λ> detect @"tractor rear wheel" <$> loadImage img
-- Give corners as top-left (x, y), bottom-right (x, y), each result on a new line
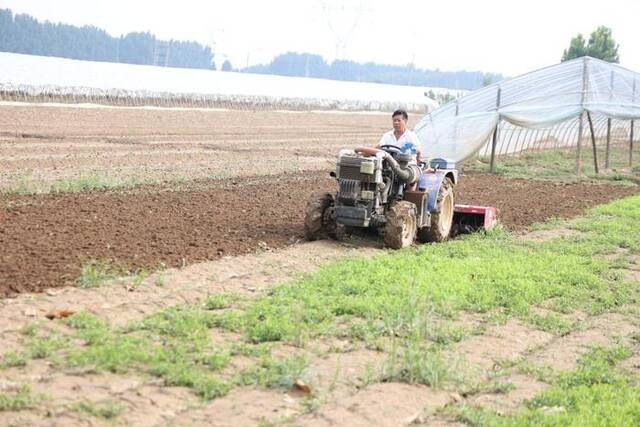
top-left (304, 192), bottom-right (335, 241)
top-left (384, 201), bottom-right (417, 249)
top-left (418, 177), bottom-right (454, 243)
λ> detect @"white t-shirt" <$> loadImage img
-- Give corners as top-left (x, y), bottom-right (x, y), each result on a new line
top-left (377, 130), bottom-right (421, 157)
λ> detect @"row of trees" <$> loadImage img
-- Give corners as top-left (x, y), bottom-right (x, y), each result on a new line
top-left (0, 8), bottom-right (502, 89)
top-left (0, 8), bottom-right (214, 69)
top-left (241, 52), bottom-right (502, 90)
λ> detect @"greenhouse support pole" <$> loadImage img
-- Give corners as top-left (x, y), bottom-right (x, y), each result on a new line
top-left (576, 58), bottom-right (589, 175)
top-left (631, 78), bottom-right (637, 167)
top-left (576, 114), bottom-right (584, 174)
top-left (606, 118), bottom-right (612, 169)
top-left (587, 112), bottom-right (599, 174)
top-left (490, 86), bottom-right (502, 173)
top-left (631, 121), bottom-right (635, 167)
top-left (605, 71), bottom-right (614, 169)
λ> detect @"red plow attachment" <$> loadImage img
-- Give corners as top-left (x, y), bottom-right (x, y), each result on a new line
top-left (452, 205), bottom-right (498, 236)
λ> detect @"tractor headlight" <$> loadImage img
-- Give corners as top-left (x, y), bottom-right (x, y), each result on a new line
top-left (360, 161), bottom-right (375, 175)
top-left (360, 190), bottom-right (375, 200)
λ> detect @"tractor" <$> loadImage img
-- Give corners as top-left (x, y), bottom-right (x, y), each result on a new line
top-left (304, 144), bottom-right (496, 248)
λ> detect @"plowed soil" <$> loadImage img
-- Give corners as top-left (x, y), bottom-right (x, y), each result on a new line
top-left (2, 171), bottom-right (638, 296)
top-left (1, 105), bottom-right (639, 297)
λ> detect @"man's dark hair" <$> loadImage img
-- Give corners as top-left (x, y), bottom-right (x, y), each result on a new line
top-left (392, 109), bottom-right (408, 120)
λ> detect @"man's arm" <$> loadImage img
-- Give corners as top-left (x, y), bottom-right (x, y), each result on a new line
top-left (408, 131), bottom-right (423, 163)
top-left (415, 145), bottom-right (422, 164)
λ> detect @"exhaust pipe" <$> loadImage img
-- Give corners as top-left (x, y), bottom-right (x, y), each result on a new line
top-left (383, 153), bottom-right (421, 184)
top-left (354, 147), bottom-right (420, 184)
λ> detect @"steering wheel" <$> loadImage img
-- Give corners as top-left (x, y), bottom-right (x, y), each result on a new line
top-left (378, 144), bottom-right (403, 155)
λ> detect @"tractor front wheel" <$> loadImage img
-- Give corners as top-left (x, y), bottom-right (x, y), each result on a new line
top-left (384, 201), bottom-right (417, 249)
top-left (304, 192), bottom-right (335, 241)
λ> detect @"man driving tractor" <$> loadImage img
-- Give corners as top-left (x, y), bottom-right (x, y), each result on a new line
top-left (378, 108), bottom-right (424, 190)
top-left (378, 109), bottom-right (422, 164)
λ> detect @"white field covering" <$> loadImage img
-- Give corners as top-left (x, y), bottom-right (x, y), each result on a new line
top-left (416, 56), bottom-right (640, 162)
top-left (0, 52), bottom-right (452, 112)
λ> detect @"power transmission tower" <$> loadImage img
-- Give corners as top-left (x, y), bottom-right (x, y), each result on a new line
top-left (153, 40), bottom-right (170, 67)
top-left (318, 0), bottom-right (366, 60)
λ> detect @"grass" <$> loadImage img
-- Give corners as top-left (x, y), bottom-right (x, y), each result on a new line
top-left (0, 351), bottom-right (28, 368)
top-left (73, 399), bottom-right (125, 420)
top-left (0, 385), bottom-right (34, 412)
top-left (450, 345), bottom-right (639, 426)
top-left (236, 354), bottom-right (308, 389)
top-left (5, 195), bottom-right (639, 419)
top-left (75, 259), bottom-right (120, 288)
top-left (75, 260), bottom-right (157, 289)
top-left (3, 173), bottom-right (142, 195)
top-left (204, 293), bottom-right (241, 310)
top-left (208, 196), bottom-right (640, 348)
top-left (11, 306), bottom-right (303, 401)
top-left (526, 312), bottom-right (574, 335)
top-left (468, 143), bottom-right (640, 184)
top-left (382, 339), bottom-right (453, 388)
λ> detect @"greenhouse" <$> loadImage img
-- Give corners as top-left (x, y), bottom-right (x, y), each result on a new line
top-left (415, 56), bottom-right (640, 173)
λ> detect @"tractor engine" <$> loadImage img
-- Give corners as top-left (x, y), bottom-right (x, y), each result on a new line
top-left (333, 149), bottom-right (421, 228)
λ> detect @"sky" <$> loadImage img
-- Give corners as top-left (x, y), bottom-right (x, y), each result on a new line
top-left (1, 0), bottom-right (639, 76)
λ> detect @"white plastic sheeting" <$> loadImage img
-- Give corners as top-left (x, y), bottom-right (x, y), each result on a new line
top-left (0, 52), bottom-right (442, 112)
top-left (415, 57), bottom-right (640, 162)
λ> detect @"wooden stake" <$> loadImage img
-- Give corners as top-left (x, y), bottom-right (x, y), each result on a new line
top-left (587, 112), bottom-right (599, 174)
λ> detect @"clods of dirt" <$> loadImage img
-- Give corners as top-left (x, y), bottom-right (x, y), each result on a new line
top-left (1, 171), bottom-right (639, 297)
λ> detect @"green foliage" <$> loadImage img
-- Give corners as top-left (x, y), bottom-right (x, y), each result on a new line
top-left (75, 260), bottom-right (119, 288)
top-left (38, 307), bottom-right (238, 400)
top-left (562, 33), bottom-right (588, 62)
top-left (451, 345), bottom-right (638, 426)
top-left (25, 334), bottom-right (68, 360)
top-left (0, 351), bottom-right (27, 369)
top-left (223, 213), bottom-right (635, 344)
top-left (527, 312), bottom-right (573, 335)
top-left (586, 26), bottom-right (620, 63)
top-left (472, 144), bottom-right (640, 184)
top-left (0, 385), bottom-right (33, 412)
top-left (204, 293), bottom-right (239, 310)
top-left (73, 399), bottom-right (125, 420)
top-left (382, 340), bottom-right (452, 388)
top-left (562, 26), bottom-right (620, 63)
top-left (236, 355), bottom-right (307, 389)
top-left (552, 345), bottom-right (632, 389)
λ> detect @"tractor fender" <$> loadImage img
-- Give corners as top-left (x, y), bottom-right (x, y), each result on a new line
top-left (418, 170), bottom-right (457, 212)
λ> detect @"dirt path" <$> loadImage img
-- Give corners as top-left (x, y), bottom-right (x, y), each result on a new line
top-left (1, 229), bottom-right (638, 427)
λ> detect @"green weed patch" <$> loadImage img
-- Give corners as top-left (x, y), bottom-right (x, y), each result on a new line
top-left (451, 345), bottom-right (639, 426)
top-left (7, 195), bottom-right (639, 411)
top-left (0, 385), bottom-right (34, 412)
top-left (471, 144), bottom-right (640, 184)
top-left (216, 197), bottom-right (639, 346)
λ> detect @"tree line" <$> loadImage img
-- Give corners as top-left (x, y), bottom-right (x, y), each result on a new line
top-left (0, 8), bottom-right (214, 69)
top-left (240, 52), bottom-right (502, 90)
top-left (0, 8), bottom-right (506, 90)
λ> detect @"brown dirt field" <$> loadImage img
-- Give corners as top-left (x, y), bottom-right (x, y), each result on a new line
top-left (1, 105), bottom-right (639, 297)
top-left (0, 105), bottom-right (392, 191)
top-left (2, 171), bottom-right (638, 297)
